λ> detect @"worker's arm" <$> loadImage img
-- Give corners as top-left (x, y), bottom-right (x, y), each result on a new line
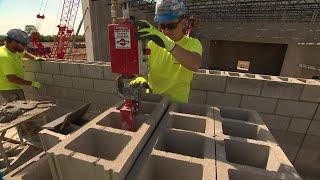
top-left (6, 75), bottom-right (32, 86)
top-left (23, 51), bottom-right (46, 61)
top-left (170, 45), bottom-right (201, 72)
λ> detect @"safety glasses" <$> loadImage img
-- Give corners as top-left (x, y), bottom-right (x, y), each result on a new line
top-left (159, 18), bottom-right (183, 30)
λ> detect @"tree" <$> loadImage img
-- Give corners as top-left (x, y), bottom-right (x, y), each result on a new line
top-left (24, 25), bottom-right (37, 36)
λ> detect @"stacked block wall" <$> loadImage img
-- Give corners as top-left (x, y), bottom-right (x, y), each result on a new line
top-left (24, 60), bottom-right (320, 179)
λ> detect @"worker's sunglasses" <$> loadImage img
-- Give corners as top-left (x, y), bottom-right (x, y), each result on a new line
top-left (159, 18), bottom-right (183, 30)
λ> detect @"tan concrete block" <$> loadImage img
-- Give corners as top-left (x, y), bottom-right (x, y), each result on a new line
top-left (307, 121), bottom-right (320, 136)
top-left (39, 129), bottom-right (66, 151)
top-left (93, 79), bottom-right (117, 94)
top-left (59, 62), bottom-right (81, 76)
top-left (35, 73), bottom-right (54, 85)
top-left (55, 98), bottom-right (84, 109)
top-left (226, 74), bottom-right (263, 96)
top-left (294, 135), bottom-right (320, 178)
top-left (24, 72), bottom-right (36, 81)
top-left (240, 95), bottom-right (278, 113)
top-left (72, 77), bottom-right (94, 90)
top-left (276, 100), bottom-right (318, 119)
top-left (300, 80), bottom-right (320, 102)
top-left (207, 92), bottom-right (242, 107)
top-left (23, 60), bottom-right (41, 72)
top-left (261, 80), bottom-right (304, 100)
top-left (41, 61), bottom-right (60, 74)
top-left (188, 90), bottom-right (206, 104)
top-left (53, 75), bottom-right (73, 88)
top-left (103, 65), bottom-right (118, 80)
top-left (106, 94), bottom-right (122, 107)
top-left (80, 64), bottom-right (104, 79)
top-left (259, 113), bottom-right (291, 131)
top-left (84, 91), bottom-right (107, 106)
top-left (46, 86), bottom-right (84, 101)
top-left (191, 70), bottom-right (227, 92)
top-left (313, 105), bottom-right (320, 121)
top-left (288, 118), bottom-right (311, 134)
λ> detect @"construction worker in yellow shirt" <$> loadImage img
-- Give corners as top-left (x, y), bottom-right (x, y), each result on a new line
top-left (0, 29), bottom-right (44, 104)
top-left (132, 0), bottom-right (203, 103)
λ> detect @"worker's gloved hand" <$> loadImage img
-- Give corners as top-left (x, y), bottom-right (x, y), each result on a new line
top-left (34, 57), bottom-right (46, 61)
top-left (136, 20), bottom-right (176, 52)
top-left (31, 81), bottom-right (41, 90)
top-left (134, 20), bottom-right (156, 30)
top-left (129, 77), bottom-right (151, 93)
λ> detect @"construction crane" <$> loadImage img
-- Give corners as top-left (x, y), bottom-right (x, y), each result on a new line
top-left (50, 0), bottom-right (81, 59)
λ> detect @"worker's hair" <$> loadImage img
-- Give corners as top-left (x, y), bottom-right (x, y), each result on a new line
top-left (5, 37), bottom-right (14, 43)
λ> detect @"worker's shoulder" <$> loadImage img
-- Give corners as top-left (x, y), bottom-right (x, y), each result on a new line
top-left (184, 36), bottom-right (202, 45)
top-left (0, 46), bottom-right (10, 58)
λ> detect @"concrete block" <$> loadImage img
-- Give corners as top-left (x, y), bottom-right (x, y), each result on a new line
top-left (72, 77), bottom-right (94, 90)
top-left (35, 73), bottom-right (54, 85)
top-left (240, 95), bottom-right (278, 113)
top-left (4, 152), bottom-right (54, 180)
top-left (23, 60), bottom-right (41, 72)
top-left (55, 98), bottom-right (84, 109)
top-left (188, 90), bottom-right (206, 104)
top-left (80, 64), bottom-right (104, 79)
top-left (127, 103), bottom-right (215, 180)
top-left (307, 121), bottom-right (320, 136)
top-left (206, 92), bottom-right (242, 107)
top-left (24, 72), bottom-right (36, 81)
top-left (39, 129), bottom-right (66, 151)
top-left (288, 118), bottom-right (311, 134)
top-left (84, 91), bottom-right (107, 106)
top-left (59, 62), bottom-right (81, 76)
top-left (226, 73), bottom-right (263, 96)
top-left (47, 95), bottom-right (169, 180)
top-left (294, 135), bottom-right (320, 178)
top-left (300, 80), bottom-right (320, 102)
top-left (261, 80), bottom-right (304, 100)
top-left (41, 61), bottom-right (60, 74)
top-left (46, 86), bottom-right (84, 101)
top-left (259, 113), bottom-right (291, 131)
top-left (53, 75), bottom-right (73, 88)
top-left (191, 70), bottom-right (227, 92)
top-left (314, 105), bottom-right (320, 121)
top-left (276, 100), bottom-right (318, 119)
top-left (106, 93), bottom-right (122, 107)
top-left (103, 65), bottom-right (118, 80)
top-left (93, 79), bottom-right (117, 94)
top-left (270, 130), bottom-right (304, 162)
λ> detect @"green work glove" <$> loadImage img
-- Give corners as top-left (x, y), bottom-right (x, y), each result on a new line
top-left (31, 81), bottom-right (41, 90)
top-left (136, 20), bottom-right (176, 52)
top-left (129, 77), bottom-right (151, 93)
top-left (34, 57), bottom-right (46, 61)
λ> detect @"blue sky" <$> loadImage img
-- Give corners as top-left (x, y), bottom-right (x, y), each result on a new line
top-left (0, 0), bottom-right (83, 35)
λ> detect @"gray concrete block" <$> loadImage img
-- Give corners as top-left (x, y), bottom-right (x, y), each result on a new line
top-left (72, 77), bottom-right (94, 90)
top-left (24, 72), bottom-right (36, 81)
top-left (59, 62), bottom-right (81, 76)
top-left (41, 61), bottom-right (60, 74)
top-left (240, 95), bottom-right (278, 113)
top-left (226, 75), bottom-right (263, 96)
top-left (84, 91), bottom-right (107, 106)
top-left (55, 98), bottom-right (84, 109)
top-left (46, 86), bottom-right (84, 101)
top-left (188, 90), bottom-right (207, 104)
top-left (106, 94), bottom-right (122, 107)
top-left (300, 80), bottom-right (320, 102)
top-left (80, 64), bottom-right (104, 79)
top-left (314, 105), bottom-right (320, 121)
top-left (206, 92), bottom-right (242, 107)
top-left (191, 71), bottom-right (227, 92)
top-left (259, 113), bottom-right (291, 131)
top-left (23, 60), bottom-right (41, 72)
top-left (39, 129), bottom-right (66, 151)
top-left (53, 75), bottom-right (73, 88)
top-left (288, 118), bottom-right (311, 134)
top-left (35, 73), bottom-right (54, 85)
top-left (276, 100), bottom-right (318, 119)
top-left (307, 121), bottom-right (320, 136)
top-left (261, 80), bottom-right (304, 100)
top-left (93, 79), bottom-right (117, 94)
top-left (294, 135), bottom-right (320, 178)
top-left (269, 130), bottom-right (304, 163)
top-left (103, 64), bottom-right (118, 80)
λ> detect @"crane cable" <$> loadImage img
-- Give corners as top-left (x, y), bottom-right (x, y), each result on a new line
top-left (36, 0), bottom-right (49, 31)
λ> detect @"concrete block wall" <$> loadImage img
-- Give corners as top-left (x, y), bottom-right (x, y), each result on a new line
top-left (46, 94), bottom-right (169, 180)
top-left (190, 69), bottom-right (320, 179)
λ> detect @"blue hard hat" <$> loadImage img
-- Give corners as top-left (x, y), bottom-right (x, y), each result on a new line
top-left (154, 0), bottom-right (187, 24)
top-left (6, 29), bottom-right (29, 45)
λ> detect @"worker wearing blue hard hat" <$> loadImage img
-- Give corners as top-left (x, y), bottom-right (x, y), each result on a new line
top-left (132, 0), bottom-right (203, 103)
top-left (0, 29), bottom-right (45, 104)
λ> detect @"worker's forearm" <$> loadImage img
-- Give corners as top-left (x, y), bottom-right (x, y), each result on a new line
top-left (23, 51), bottom-right (37, 60)
top-left (6, 75), bottom-right (32, 86)
top-left (171, 45), bottom-right (201, 72)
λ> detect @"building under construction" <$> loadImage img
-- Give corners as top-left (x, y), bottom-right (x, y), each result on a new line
top-left (1, 0), bottom-right (320, 180)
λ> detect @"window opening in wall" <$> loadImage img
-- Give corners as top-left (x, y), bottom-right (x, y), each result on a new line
top-left (237, 60), bottom-right (250, 72)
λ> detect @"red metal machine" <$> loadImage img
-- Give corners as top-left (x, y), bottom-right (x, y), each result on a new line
top-left (108, 0), bottom-right (149, 131)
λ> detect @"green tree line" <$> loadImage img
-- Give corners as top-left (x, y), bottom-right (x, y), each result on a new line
top-left (0, 34), bottom-right (85, 43)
